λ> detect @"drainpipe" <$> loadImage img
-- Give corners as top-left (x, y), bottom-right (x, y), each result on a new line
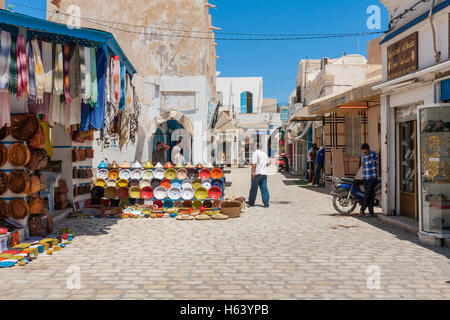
top-left (429, 0), bottom-right (441, 63)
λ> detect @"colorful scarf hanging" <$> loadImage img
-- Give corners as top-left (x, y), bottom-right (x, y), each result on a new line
top-left (113, 56), bottom-right (120, 104)
top-left (42, 41), bottom-right (53, 93)
top-left (9, 35), bottom-right (17, 94)
top-left (28, 41), bottom-right (36, 102)
top-left (79, 45), bottom-right (87, 100)
top-left (16, 35), bottom-right (28, 98)
top-left (89, 46), bottom-right (106, 130)
top-left (69, 44), bottom-right (80, 99)
top-left (89, 47), bottom-right (97, 107)
top-left (0, 30), bottom-right (11, 92)
top-left (125, 73), bottom-right (133, 113)
top-left (83, 46), bottom-right (91, 102)
top-left (129, 87), bottom-right (140, 146)
top-left (119, 110), bottom-right (129, 151)
top-left (32, 39), bottom-right (45, 102)
top-left (53, 43), bottom-right (63, 95)
top-left (63, 44), bottom-right (71, 103)
top-left (119, 64), bottom-right (125, 111)
top-left (104, 57), bottom-right (114, 137)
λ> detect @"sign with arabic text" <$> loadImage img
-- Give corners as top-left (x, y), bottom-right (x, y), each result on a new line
top-left (387, 32), bottom-right (418, 80)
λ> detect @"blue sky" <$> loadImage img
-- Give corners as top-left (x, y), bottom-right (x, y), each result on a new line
top-left (5, 0), bottom-right (47, 19)
top-left (5, 0), bottom-right (389, 104)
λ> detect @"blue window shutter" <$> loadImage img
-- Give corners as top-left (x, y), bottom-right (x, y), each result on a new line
top-left (247, 92), bottom-right (253, 113)
top-left (441, 79), bottom-right (450, 102)
top-left (240, 92), bottom-right (247, 113)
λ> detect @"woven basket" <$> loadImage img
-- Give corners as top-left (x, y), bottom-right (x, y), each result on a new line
top-left (30, 175), bottom-right (41, 194)
top-left (8, 171), bottom-right (31, 194)
top-left (29, 195), bottom-right (45, 214)
top-left (25, 148), bottom-right (48, 171)
top-left (28, 125), bottom-right (45, 149)
top-left (0, 198), bottom-right (8, 218)
top-left (220, 201), bottom-right (241, 218)
top-left (0, 170), bottom-right (8, 195)
top-left (7, 143), bottom-right (31, 167)
top-left (0, 125), bottom-right (9, 140)
top-left (10, 114), bottom-right (40, 141)
top-left (0, 143), bottom-right (7, 168)
top-left (8, 198), bottom-right (29, 219)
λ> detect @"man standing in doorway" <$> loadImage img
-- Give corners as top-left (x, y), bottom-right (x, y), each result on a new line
top-left (360, 143), bottom-right (378, 217)
top-left (306, 143), bottom-right (318, 183)
top-left (155, 142), bottom-right (170, 164)
top-left (312, 145), bottom-right (325, 187)
top-left (247, 143), bottom-right (270, 208)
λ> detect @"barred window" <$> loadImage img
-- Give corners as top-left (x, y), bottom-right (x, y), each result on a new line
top-left (345, 115), bottom-right (362, 157)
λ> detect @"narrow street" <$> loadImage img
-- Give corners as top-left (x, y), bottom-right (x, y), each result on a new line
top-left (1, 168), bottom-right (449, 300)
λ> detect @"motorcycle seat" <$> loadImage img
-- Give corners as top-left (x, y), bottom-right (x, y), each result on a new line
top-left (338, 178), bottom-right (355, 184)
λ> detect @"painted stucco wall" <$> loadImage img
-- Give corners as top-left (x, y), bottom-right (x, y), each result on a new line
top-left (216, 77), bottom-right (263, 115)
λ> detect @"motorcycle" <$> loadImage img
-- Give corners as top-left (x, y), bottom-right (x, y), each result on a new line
top-left (276, 154), bottom-right (289, 172)
top-left (331, 177), bottom-right (381, 215)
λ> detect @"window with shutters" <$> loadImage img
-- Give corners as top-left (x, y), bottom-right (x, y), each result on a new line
top-left (295, 86), bottom-right (302, 103)
top-left (240, 91), bottom-right (253, 113)
top-left (345, 115), bottom-right (362, 157)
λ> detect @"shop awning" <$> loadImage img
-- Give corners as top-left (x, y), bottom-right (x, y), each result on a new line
top-left (0, 9), bottom-right (136, 75)
top-left (308, 75), bottom-right (382, 115)
top-left (214, 111), bottom-right (235, 133)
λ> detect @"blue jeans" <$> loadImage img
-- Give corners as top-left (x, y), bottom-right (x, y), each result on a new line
top-left (249, 175), bottom-right (270, 207)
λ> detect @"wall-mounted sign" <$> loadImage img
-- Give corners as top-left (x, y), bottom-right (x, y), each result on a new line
top-left (280, 108), bottom-right (290, 122)
top-left (387, 32), bottom-right (418, 80)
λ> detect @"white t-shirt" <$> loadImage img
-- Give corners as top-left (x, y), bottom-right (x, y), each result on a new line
top-left (252, 149), bottom-right (269, 176)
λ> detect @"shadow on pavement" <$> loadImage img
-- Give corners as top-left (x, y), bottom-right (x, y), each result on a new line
top-left (56, 217), bottom-right (120, 238)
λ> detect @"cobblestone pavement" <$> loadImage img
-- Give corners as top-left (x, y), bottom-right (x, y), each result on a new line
top-left (1, 167), bottom-right (449, 300)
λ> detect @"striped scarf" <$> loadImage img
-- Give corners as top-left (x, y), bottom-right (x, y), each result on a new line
top-left (113, 56), bottom-right (120, 104)
top-left (28, 41), bottom-right (36, 102)
top-left (63, 44), bottom-right (71, 103)
top-left (32, 39), bottom-right (44, 102)
top-left (42, 41), bottom-right (53, 93)
top-left (69, 44), bottom-right (80, 98)
top-left (104, 56), bottom-right (114, 137)
top-left (16, 35), bottom-right (27, 98)
top-left (9, 35), bottom-right (17, 94)
top-left (119, 64), bottom-right (125, 111)
top-left (53, 43), bottom-right (63, 95)
top-left (89, 47), bottom-right (97, 107)
top-left (0, 30), bottom-right (11, 92)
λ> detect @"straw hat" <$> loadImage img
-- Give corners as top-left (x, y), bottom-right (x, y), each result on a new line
top-left (177, 214), bottom-right (193, 221)
top-left (195, 214), bottom-right (211, 221)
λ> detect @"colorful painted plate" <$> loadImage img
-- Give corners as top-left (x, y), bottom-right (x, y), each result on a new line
top-left (199, 169), bottom-right (211, 179)
top-left (106, 179), bottom-right (118, 187)
top-left (117, 179), bottom-right (129, 188)
top-left (181, 187), bottom-right (195, 200)
top-left (139, 179), bottom-right (152, 188)
top-left (154, 186), bottom-right (168, 200)
top-left (168, 187), bottom-right (182, 200)
top-left (108, 169), bottom-right (120, 180)
top-left (182, 180), bottom-right (193, 189)
top-left (151, 179), bottom-right (161, 189)
top-left (96, 169), bottom-right (109, 179)
top-left (192, 179), bottom-right (203, 190)
top-left (131, 169), bottom-right (143, 180)
top-left (117, 187), bottom-right (130, 199)
top-left (211, 168), bottom-right (224, 180)
top-left (176, 168), bottom-right (188, 180)
top-left (142, 170), bottom-right (154, 180)
top-left (153, 200), bottom-right (164, 208)
top-left (192, 200), bottom-right (203, 209)
top-left (129, 186), bottom-right (141, 199)
top-left (119, 169), bottom-right (131, 180)
top-left (165, 168), bottom-right (177, 180)
top-left (94, 179), bottom-right (106, 187)
top-left (171, 181), bottom-right (182, 189)
top-left (208, 186), bottom-right (223, 200)
top-left (140, 186), bottom-right (154, 199)
top-left (202, 180), bottom-right (212, 190)
top-left (153, 169), bottom-right (165, 180)
top-left (194, 187), bottom-right (208, 200)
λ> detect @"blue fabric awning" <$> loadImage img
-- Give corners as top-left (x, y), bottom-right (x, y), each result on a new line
top-left (0, 9), bottom-right (136, 75)
top-left (441, 79), bottom-right (450, 102)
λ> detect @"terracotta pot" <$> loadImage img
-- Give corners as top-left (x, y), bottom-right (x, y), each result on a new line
top-left (8, 198), bottom-right (29, 219)
top-left (10, 114), bottom-right (40, 141)
top-left (7, 143), bottom-right (31, 167)
top-left (8, 171), bottom-right (31, 194)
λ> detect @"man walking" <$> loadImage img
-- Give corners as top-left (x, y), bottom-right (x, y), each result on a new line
top-left (247, 143), bottom-right (270, 208)
top-left (360, 143), bottom-right (378, 217)
top-left (306, 143), bottom-right (318, 183)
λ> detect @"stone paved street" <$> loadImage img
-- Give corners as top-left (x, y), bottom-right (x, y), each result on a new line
top-left (1, 167), bottom-right (449, 300)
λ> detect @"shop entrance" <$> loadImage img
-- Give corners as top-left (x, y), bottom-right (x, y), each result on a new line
top-left (398, 120), bottom-right (418, 220)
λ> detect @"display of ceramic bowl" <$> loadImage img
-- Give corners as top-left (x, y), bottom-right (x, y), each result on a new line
top-left (213, 200), bottom-right (222, 208)
top-left (117, 179), bottom-right (129, 188)
top-left (173, 201), bottom-right (183, 208)
top-left (109, 161), bottom-right (120, 169)
top-left (104, 186), bottom-right (117, 199)
top-left (128, 179), bottom-right (140, 188)
top-left (192, 200), bottom-right (203, 209)
top-left (211, 168), bottom-right (224, 180)
top-left (129, 186), bottom-right (141, 199)
top-left (119, 169), bottom-right (131, 180)
top-left (168, 187), bottom-right (182, 200)
top-left (139, 179), bottom-right (151, 188)
top-left (212, 179), bottom-right (224, 189)
top-left (153, 168), bottom-right (165, 180)
top-left (108, 169), bottom-right (120, 180)
top-left (140, 186), bottom-right (154, 199)
top-left (153, 200), bottom-right (163, 208)
top-left (202, 180), bottom-right (212, 190)
top-left (171, 181), bottom-right (182, 189)
top-left (165, 162), bottom-right (174, 169)
top-left (182, 200), bottom-right (193, 208)
top-left (96, 169), bottom-right (108, 179)
top-left (160, 179), bottom-right (171, 189)
top-left (199, 168), bottom-right (211, 179)
top-left (192, 179), bottom-right (203, 190)
top-left (155, 162), bottom-right (164, 169)
top-left (91, 186), bottom-right (104, 200)
top-left (176, 168), bottom-right (188, 180)
top-left (208, 186), bottom-right (223, 200)
top-left (121, 161), bottom-right (131, 169)
top-left (164, 200), bottom-right (173, 208)
top-left (194, 187), bottom-right (208, 200)
top-left (195, 163), bottom-right (204, 170)
top-left (182, 180), bottom-right (193, 189)
top-left (151, 179), bottom-right (161, 189)
top-left (131, 161), bottom-right (143, 169)
top-left (165, 168), bottom-right (176, 180)
top-left (94, 178), bottom-right (106, 187)
top-left (187, 169), bottom-right (199, 180)
top-left (131, 169), bottom-right (143, 180)
top-left (143, 161), bottom-right (154, 169)
top-left (203, 200), bottom-right (213, 208)
top-left (97, 160), bottom-right (109, 169)
top-left (142, 170), bottom-right (154, 180)
top-left (175, 163), bottom-right (184, 169)
top-left (154, 186), bottom-right (168, 200)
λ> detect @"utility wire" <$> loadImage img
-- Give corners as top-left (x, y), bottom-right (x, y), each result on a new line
top-left (7, 1), bottom-right (386, 40)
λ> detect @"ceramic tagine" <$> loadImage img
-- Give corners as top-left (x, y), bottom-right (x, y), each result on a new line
top-left (121, 161), bottom-right (131, 169)
top-left (109, 161), bottom-right (120, 169)
top-left (195, 163), bottom-right (204, 170)
top-left (143, 161), bottom-right (154, 169)
top-left (155, 162), bottom-right (164, 169)
top-left (132, 160), bottom-right (143, 169)
top-left (97, 160), bottom-right (109, 169)
top-left (165, 162), bottom-right (174, 169)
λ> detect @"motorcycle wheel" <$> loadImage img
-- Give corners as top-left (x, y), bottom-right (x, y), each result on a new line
top-left (332, 189), bottom-right (358, 215)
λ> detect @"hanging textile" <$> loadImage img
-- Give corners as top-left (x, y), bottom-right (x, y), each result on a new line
top-left (28, 93), bottom-right (50, 121)
top-left (42, 41), bottom-right (53, 94)
top-left (69, 97), bottom-right (81, 125)
top-left (0, 30), bottom-right (11, 92)
top-left (53, 43), bottom-right (63, 95)
top-left (119, 64), bottom-right (125, 111)
top-left (16, 35), bottom-right (27, 98)
top-left (113, 56), bottom-right (120, 104)
top-left (89, 47), bottom-right (106, 130)
top-left (79, 45), bottom-right (87, 100)
top-left (28, 41), bottom-right (36, 102)
top-left (0, 92), bottom-right (10, 128)
top-left (9, 35), bottom-right (17, 94)
top-left (119, 110), bottom-right (129, 150)
top-left (40, 120), bottom-right (54, 159)
top-left (129, 87), bottom-right (140, 145)
top-left (104, 56), bottom-right (115, 137)
top-left (89, 47), bottom-right (97, 107)
top-left (80, 101), bottom-right (91, 132)
top-left (63, 44), bottom-right (71, 103)
top-left (69, 44), bottom-right (80, 99)
top-left (32, 39), bottom-right (44, 102)
top-left (83, 46), bottom-right (91, 102)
